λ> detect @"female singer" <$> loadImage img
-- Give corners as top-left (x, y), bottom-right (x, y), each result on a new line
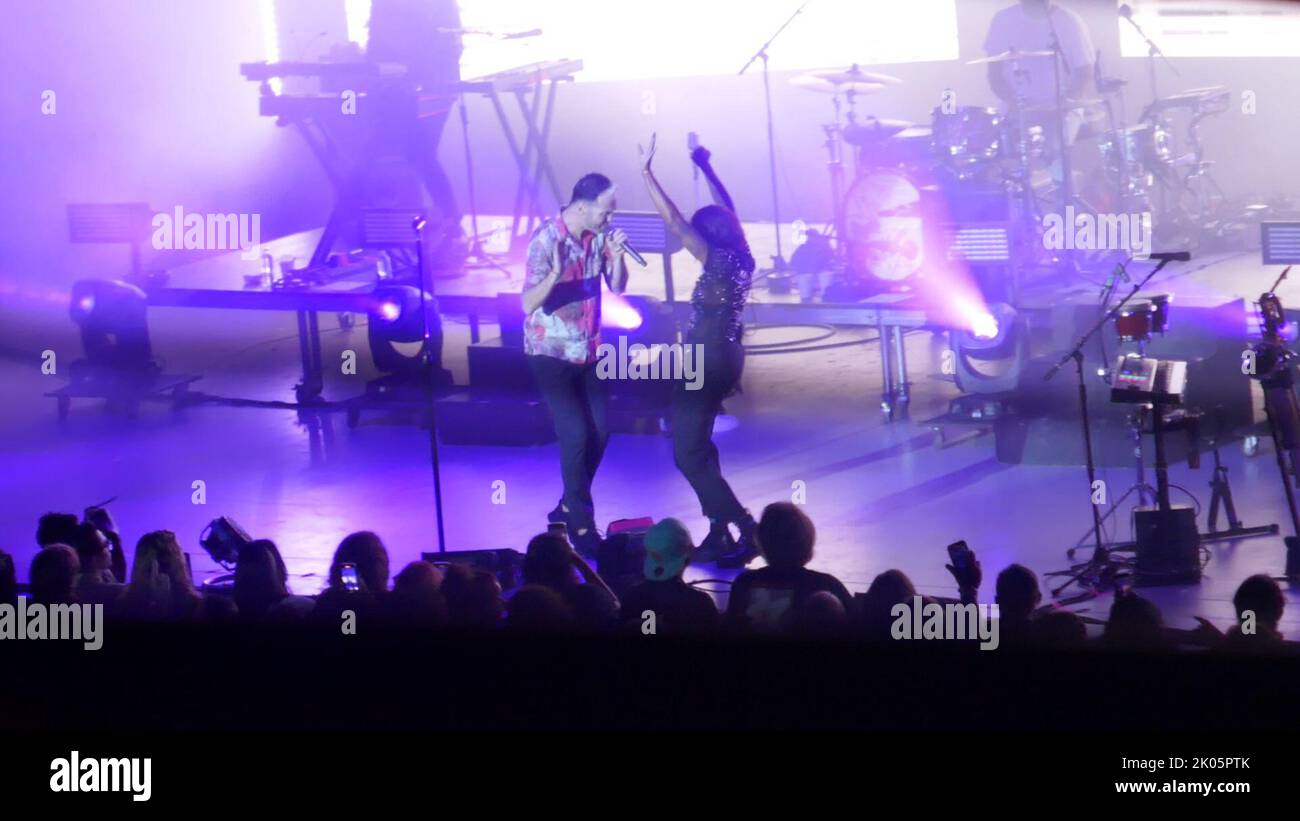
top-left (640, 134), bottom-right (758, 567)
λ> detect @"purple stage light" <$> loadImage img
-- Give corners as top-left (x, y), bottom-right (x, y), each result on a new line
top-left (602, 292), bottom-right (643, 331)
top-left (970, 312), bottom-right (999, 341)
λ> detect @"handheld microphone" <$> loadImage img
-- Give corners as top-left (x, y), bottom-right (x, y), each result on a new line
top-left (610, 233), bottom-right (647, 267)
top-left (1146, 251), bottom-right (1191, 262)
top-left (688, 132), bottom-right (701, 181)
top-left (1100, 261), bottom-right (1129, 297)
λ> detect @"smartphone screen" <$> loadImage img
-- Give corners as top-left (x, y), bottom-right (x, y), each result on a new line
top-left (341, 563), bottom-right (360, 592)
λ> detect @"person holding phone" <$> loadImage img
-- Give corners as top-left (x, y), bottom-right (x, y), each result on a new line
top-left (640, 135), bottom-right (757, 567)
top-left (945, 540), bottom-right (982, 605)
top-left (521, 532), bottom-right (620, 631)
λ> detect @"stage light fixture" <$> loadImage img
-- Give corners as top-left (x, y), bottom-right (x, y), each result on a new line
top-left (951, 302), bottom-right (1026, 395)
top-left (603, 294), bottom-right (674, 346)
top-left (971, 312), bottom-right (1000, 341)
top-left (955, 302), bottom-right (1017, 355)
top-left (199, 516), bottom-right (253, 570)
top-left (602, 293), bottom-right (645, 331)
top-left (367, 285), bottom-right (446, 376)
top-left (363, 284), bottom-right (455, 400)
top-left (197, 515), bottom-right (255, 590)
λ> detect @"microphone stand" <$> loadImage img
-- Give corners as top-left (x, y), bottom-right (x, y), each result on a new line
top-left (1121, 9), bottom-right (1179, 106)
top-left (1045, 257), bottom-right (1177, 596)
top-left (1121, 9), bottom-right (1179, 229)
top-left (413, 217), bottom-right (448, 553)
top-left (739, 1), bottom-right (808, 274)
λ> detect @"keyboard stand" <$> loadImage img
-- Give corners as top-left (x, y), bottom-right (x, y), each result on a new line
top-left (483, 77), bottom-right (568, 256)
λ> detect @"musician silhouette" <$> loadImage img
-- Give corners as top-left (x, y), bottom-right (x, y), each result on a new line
top-left (366, 0), bottom-right (464, 241)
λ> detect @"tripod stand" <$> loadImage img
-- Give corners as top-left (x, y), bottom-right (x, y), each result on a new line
top-left (1081, 261), bottom-right (1157, 546)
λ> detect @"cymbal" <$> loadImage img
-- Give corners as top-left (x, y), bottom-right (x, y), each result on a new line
top-left (806, 65), bottom-right (903, 86)
top-left (789, 75), bottom-right (885, 95)
top-left (967, 49), bottom-right (1055, 66)
top-left (842, 118), bottom-right (914, 144)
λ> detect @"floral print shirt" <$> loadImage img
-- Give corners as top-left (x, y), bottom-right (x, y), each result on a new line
top-left (523, 216), bottom-right (612, 365)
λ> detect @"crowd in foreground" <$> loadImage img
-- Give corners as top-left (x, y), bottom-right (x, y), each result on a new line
top-left (2, 502), bottom-right (1293, 653)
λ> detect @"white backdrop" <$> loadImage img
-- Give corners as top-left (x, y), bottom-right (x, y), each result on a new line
top-left (1119, 0), bottom-right (1300, 58)
top-left (452, 0), bottom-right (961, 81)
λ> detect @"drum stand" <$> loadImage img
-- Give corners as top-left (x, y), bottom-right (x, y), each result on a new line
top-left (1094, 52), bottom-right (1139, 218)
top-left (822, 94), bottom-right (848, 246)
top-left (1044, 28), bottom-right (1077, 220)
top-left (1002, 80), bottom-right (1052, 293)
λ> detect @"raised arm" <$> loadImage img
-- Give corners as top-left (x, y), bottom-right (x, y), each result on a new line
top-left (691, 145), bottom-right (736, 215)
top-left (640, 134), bottom-right (708, 263)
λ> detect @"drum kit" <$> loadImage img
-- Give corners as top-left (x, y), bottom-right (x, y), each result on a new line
top-left (789, 55), bottom-right (1230, 298)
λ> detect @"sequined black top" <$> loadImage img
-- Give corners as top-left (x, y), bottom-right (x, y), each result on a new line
top-left (687, 246), bottom-right (753, 344)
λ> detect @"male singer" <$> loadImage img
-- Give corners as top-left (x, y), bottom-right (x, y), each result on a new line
top-left (522, 173), bottom-right (630, 556)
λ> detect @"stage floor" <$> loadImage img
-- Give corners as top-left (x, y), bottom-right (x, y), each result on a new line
top-left (5, 227), bottom-right (1297, 637)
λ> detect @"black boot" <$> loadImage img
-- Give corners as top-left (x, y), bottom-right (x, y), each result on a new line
top-left (571, 524), bottom-right (603, 560)
top-left (695, 519), bottom-right (737, 563)
top-left (717, 512), bottom-right (759, 568)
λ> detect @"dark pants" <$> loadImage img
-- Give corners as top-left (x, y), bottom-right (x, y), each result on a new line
top-left (369, 91), bottom-right (461, 227)
top-left (406, 110), bottom-right (461, 227)
top-left (672, 339), bottom-right (747, 523)
top-left (529, 355), bottom-right (609, 530)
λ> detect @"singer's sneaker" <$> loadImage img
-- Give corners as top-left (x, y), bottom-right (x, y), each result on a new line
top-left (571, 527), bottom-right (603, 561)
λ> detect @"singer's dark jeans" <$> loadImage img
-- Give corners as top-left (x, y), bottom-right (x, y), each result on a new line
top-left (672, 338), bottom-right (748, 524)
top-left (529, 354), bottom-right (609, 530)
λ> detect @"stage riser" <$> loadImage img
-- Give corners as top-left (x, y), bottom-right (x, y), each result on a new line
top-left (468, 338), bottom-right (538, 396)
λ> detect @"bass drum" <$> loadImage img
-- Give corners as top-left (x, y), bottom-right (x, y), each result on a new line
top-left (841, 169), bottom-right (927, 286)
